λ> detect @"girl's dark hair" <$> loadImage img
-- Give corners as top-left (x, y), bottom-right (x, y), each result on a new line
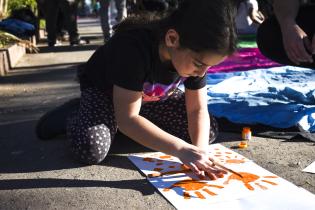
top-left (114, 0), bottom-right (237, 56)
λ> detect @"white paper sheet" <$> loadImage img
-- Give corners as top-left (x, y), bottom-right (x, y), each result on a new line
top-left (128, 144), bottom-right (315, 210)
top-left (303, 161), bottom-right (315, 174)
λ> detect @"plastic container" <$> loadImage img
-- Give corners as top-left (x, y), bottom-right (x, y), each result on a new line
top-left (239, 127), bottom-right (251, 148)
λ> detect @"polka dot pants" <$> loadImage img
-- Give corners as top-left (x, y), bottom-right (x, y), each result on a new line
top-left (67, 87), bottom-right (219, 164)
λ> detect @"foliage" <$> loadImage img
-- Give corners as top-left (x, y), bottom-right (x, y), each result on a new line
top-left (7, 0), bottom-right (37, 15)
top-left (0, 30), bottom-right (38, 52)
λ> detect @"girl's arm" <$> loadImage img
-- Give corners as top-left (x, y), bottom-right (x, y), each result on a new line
top-left (113, 85), bottom-right (225, 178)
top-left (185, 86), bottom-right (210, 150)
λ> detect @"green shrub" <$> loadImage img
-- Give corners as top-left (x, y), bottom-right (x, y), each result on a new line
top-left (8, 0), bottom-right (37, 15)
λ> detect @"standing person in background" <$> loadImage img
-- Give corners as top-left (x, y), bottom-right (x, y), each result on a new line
top-left (235, 0), bottom-right (265, 34)
top-left (99, 0), bottom-right (127, 42)
top-left (42, 0), bottom-right (86, 47)
top-left (36, 0), bottom-right (238, 179)
top-left (257, 0), bottom-right (315, 68)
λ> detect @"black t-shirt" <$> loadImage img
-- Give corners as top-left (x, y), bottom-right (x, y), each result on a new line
top-left (79, 28), bottom-right (206, 102)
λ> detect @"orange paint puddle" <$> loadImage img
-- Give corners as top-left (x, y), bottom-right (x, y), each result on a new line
top-left (164, 179), bottom-right (224, 199)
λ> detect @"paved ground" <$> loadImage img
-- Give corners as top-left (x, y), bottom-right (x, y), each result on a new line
top-left (0, 18), bottom-right (314, 210)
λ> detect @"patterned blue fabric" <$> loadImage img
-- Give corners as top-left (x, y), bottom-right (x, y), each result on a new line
top-left (206, 66), bottom-right (315, 132)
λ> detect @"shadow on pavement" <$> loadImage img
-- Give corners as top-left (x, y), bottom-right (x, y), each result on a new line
top-left (0, 65), bottom-right (79, 84)
top-left (0, 178), bottom-right (155, 195)
top-left (0, 119), bottom-right (151, 174)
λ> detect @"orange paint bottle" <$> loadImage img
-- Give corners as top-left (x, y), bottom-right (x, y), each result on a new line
top-left (239, 127), bottom-right (251, 149)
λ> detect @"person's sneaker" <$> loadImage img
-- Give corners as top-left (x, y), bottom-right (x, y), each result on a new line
top-left (70, 38), bottom-right (89, 46)
top-left (36, 98), bottom-right (80, 140)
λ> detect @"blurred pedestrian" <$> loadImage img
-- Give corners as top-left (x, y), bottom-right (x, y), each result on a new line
top-left (235, 0), bottom-right (265, 34)
top-left (42, 0), bottom-right (87, 46)
top-left (99, 0), bottom-right (127, 41)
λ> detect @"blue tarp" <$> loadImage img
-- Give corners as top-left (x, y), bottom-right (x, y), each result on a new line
top-left (206, 66), bottom-right (315, 132)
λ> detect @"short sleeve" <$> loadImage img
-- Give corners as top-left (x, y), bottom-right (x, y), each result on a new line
top-left (183, 74), bottom-right (207, 90)
top-left (109, 35), bottom-right (150, 91)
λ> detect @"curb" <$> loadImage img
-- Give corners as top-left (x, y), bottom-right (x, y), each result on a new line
top-left (0, 43), bottom-right (26, 76)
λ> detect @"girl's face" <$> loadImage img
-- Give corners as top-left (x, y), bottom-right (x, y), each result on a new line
top-left (162, 29), bottom-right (227, 77)
top-left (170, 48), bottom-right (226, 77)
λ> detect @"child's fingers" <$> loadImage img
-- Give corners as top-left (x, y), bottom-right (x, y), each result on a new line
top-left (205, 171), bottom-right (217, 180)
top-left (187, 162), bottom-right (202, 175)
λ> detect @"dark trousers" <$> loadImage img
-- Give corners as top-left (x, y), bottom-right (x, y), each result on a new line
top-left (67, 87), bottom-right (219, 164)
top-left (257, 6), bottom-right (315, 68)
top-left (43, 0), bottom-right (79, 44)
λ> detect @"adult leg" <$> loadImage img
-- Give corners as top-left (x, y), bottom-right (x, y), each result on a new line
top-left (59, 0), bottom-right (80, 44)
top-left (43, 0), bottom-right (60, 46)
top-left (67, 87), bottom-right (117, 164)
top-left (257, 6), bottom-right (315, 68)
top-left (99, 0), bottom-right (111, 41)
top-left (140, 89), bottom-right (219, 144)
top-left (114, 0), bottom-right (127, 23)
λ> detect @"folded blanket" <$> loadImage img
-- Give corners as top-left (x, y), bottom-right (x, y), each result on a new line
top-left (207, 66), bottom-right (315, 133)
top-left (208, 48), bottom-right (281, 73)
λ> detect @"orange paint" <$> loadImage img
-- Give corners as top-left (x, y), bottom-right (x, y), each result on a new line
top-left (202, 188), bottom-right (217, 196)
top-left (195, 191), bottom-right (205, 199)
top-left (225, 152), bottom-right (232, 154)
top-left (224, 172), bottom-right (278, 191)
top-left (226, 156), bottom-right (231, 159)
top-left (143, 157), bottom-right (155, 162)
top-left (224, 172), bottom-right (260, 191)
top-left (263, 176), bottom-right (278, 178)
top-left (261, 180), bottom-right (277, 185)
top-left (255, 183), bottom-right (267, 190)
top-left (183, 192), bottom-right (190, 199)
top-left (148, 168), bottom-right (191, 178)
top-left (225, 159), bottom-right (246, 164)
top-left (164, 179), bottom-right (223, 199)
top-left (159, 155), bottom-right (172, 159)
top-left (214, 155), bottom-right (221, 157)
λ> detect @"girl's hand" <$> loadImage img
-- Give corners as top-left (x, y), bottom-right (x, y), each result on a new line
top-left (178, 145), bottom-right (227, 180)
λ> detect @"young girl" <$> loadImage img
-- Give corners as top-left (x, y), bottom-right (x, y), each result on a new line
top-left (37, 0), bottom-right (237, 179)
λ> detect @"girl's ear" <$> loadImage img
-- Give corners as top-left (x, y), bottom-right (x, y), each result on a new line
top-left (165, 29), bottom-right (180, 48)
